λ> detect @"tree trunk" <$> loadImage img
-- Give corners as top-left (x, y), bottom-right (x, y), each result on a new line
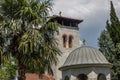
top-left (18, 62), bottom-right (26, 80)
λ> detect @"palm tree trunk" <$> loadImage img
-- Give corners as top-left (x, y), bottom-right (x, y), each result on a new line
top-left (18, 61), bottom-right (26, 80)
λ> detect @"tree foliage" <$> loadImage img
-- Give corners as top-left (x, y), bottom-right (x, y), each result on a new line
top-left (98, 30), bottom-right (115, 60)
top-left (107, 1), bottom-right (120, 46)
top-left (98, 30), bottom-right (118, 79)
top-left (0, 58), bottom-right (17, 80)
top-left (98, 1), bottom-right (120, 80)
top-left (0, 0), bottom-right (61, 80)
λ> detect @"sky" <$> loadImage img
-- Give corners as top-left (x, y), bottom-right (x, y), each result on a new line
top-left (51, 0), bottom-right (120, 48)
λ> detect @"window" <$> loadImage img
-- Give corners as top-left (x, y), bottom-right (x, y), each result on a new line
top-left (97, 73), bottom-right (107, 80)
top-left (68, 35), bottom-right (73, 48)
top-left (62, 34), bottom-right (67, 48)
top-left (64, 76), bottom-right (69, 80)
top-left (77, 74), bottom-right (88, 80)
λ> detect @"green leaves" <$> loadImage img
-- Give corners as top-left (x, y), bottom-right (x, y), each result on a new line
top-left (0, 0), bottom-right (61, 79)
top-left (0, 57), bottom-right (17, 80)
top-left (19, 29), bottom-right (42, 54)
top-left (107, 1), bottom-right (120, 46)
top-left (98, 1), bottom-right (120, 79)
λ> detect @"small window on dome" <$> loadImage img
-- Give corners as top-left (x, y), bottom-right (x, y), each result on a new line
top-left (62, 34), bottom-right (67, 48)
top-left (69, 35), bottom-right (73, 48)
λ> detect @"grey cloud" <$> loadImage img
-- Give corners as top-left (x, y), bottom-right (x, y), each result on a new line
top-left (52, 0), bottom-right (120, 48)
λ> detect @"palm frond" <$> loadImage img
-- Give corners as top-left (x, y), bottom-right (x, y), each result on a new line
top-left (0, 0), bottom-right (62, 76)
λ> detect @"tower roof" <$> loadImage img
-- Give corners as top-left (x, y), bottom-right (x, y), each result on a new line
top-left (50, 15), bottom-right (83, 27)
top-left (59, 46), bottom-right (112, 71)
top-left (53, 15), bottom-right (83, 23)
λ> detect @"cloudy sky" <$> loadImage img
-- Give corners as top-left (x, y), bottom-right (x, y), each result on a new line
top-left (51, 0), bottom-right (120, 48)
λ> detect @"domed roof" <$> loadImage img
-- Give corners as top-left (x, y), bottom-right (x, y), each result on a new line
top-left (59, 46), bottom-right (112, 70)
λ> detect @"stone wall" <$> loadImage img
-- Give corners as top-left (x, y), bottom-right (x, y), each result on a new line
top-left (62, 67), bottom-right (111, 80)
top-left (53, 26), bottom-right (80, 80)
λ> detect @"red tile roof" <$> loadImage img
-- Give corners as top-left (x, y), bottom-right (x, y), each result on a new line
top-left (25, 73), bottom-right (54, 80)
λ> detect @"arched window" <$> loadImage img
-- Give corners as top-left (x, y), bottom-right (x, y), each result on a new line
top-left (97, 73), bottom-right (107, 80)
top-left (68, 35), bottom-right (73, 48)
top-left (62, 34), bottom-right (67, 48)
top-left (64, 76), bottom-right (69, 80)
top-left (77, 74), bottom-right (88, 80)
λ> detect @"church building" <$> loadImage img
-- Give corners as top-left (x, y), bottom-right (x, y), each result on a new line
top-left (24, 15), bottom-right (112, 80)
top-left (51, 15), bottom-right (112, 80)
top-left (51, 15), bottom-right (83, 80)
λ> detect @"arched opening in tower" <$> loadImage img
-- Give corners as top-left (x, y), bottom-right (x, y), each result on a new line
top-left (69, 35), bottom-right (73, 48)
top-left (62, 34), bottom-right (67, 48)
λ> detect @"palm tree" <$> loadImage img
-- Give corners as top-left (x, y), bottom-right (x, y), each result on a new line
top-left (0, 0), bottom-right (61, 80)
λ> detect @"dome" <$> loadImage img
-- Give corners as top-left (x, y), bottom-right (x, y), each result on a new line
top-left (59, 46), bottom-right (112, 70)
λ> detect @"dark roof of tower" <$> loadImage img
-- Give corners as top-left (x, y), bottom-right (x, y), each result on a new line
top-left (59, 46), bottom-right (112, 71)
top-left (52, 15), bottom-right (83, 23)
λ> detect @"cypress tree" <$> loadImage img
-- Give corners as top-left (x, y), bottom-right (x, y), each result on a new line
top-left (105, 1), bottom-right (120, 79)
top-left (106, 1), bottom-right (120, 46)
top-left (98, 30), bottom-right (117, 79)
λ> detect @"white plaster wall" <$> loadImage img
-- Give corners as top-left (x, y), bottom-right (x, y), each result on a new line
top-left (62, 67), bottom-right (111, 80)
top-left (53, 26), bottom-right (80, 80)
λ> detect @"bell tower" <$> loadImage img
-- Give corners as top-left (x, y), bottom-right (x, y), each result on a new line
top-left (51, 15), bottom-right (83, 80)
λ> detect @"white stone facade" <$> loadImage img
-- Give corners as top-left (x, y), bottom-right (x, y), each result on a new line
top-left (51, 16), bottom-right (111, 80)
top-left (52, 26), bottom-right (80, 80)
top-left (62, 67), bottom-right (111, 80)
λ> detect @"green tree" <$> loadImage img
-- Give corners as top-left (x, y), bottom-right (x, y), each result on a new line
top-left (98, 30), bottom-right (115, 60)
top-left (107, 1), bottom-right (120, 46)
top-left (98, 1), bottom-right (120, 80)
top-left (0, 0), bottom-right (61, 80)
top-left (106, 1), bottom-right (120, 79)
top-left (98, 30), bottom-right (118, 80)
top-left (0, 58), bottom-right (17, 80)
